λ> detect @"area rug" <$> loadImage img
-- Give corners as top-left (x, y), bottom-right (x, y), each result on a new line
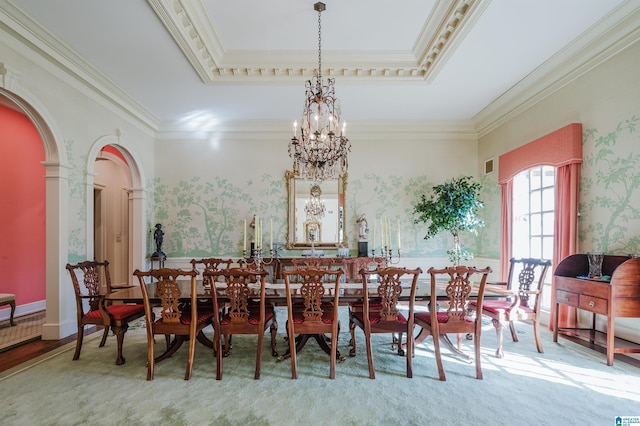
top-left (1, 307), bottom-right (638, 425)
top-left (0, 311), bottom-right (45, 352)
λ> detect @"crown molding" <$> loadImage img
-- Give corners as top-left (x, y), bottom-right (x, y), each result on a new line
top-left (0, 0), bottom-right (159, 134)
top-left (155, 119), bottom-right (478, 141)
top-left (474, 1), bottom-right (640, 138)
top-left (148, 0), bottom-right (481, 83)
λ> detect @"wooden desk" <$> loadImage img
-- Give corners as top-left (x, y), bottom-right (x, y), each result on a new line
top-left (553, 254), bottom-right (640, 365)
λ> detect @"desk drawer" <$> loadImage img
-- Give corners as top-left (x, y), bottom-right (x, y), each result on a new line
top-left (556, 290), bottom-right (579, 307)
top-left (579, 295), bottom-right (608, 315)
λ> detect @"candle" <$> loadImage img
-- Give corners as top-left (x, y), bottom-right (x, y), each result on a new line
top-left (243, 219), bottom-right (247, 251)
top-left (397, 218), bottom-right (401, 250)
top-left (259, 218), bottom-right (263, 249)
top-left (270, 218), bottom-right (273, 250)
top-left (293, 120), bottom-right (297, 136)
top-left (380, 218), bottom-right (385, 249)
top-left (372, 219), bottom-right (376, 250)
top-left (386, 216), bottom-right (391, 248)
top-left (254, 215), bottom-right (258, 249)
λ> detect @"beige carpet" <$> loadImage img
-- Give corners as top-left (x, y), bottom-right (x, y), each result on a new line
top-left (0, 311), bottom-right (45, 352)
top-left (1, 307), bottom-right (639, 425)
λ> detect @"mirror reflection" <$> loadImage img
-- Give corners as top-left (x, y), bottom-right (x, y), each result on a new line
top-left (286, 171), bottom-right (348, 250)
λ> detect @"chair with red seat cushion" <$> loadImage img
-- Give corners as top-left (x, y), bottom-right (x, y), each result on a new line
top-left (414, 265), bottom-right (491, 381)
top-left (469, 257), bottom-right (551, 358)
top-left (281, 266), bottom-right (343, 379)
top-left (133, 268), bottom-right (215, 380)
top-left (66, 260), bottom-right (145, 365)
top-left (350, 266), bottom-right (421, 379)
top-left (204, 268), bottom-right (277, 380)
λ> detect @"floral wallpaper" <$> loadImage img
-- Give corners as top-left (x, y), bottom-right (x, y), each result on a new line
top-left (151, 171), bottom-right (497, 259)
top-left (580, 115), bottom-right (640, 255)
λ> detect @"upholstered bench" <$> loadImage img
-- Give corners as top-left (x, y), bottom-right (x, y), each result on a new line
top-left (0, 293), bottom-right (17, 326)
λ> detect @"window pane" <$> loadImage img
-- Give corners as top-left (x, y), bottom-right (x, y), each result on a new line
top-left (542, 187), bottom-right (555, 210)
top-left (542, 212), bottom-right (554, 234)
top-left (542, 166), bottom-right (555, 187)
top-left (530, 191), bottom-right (541, 212)
top-left (530, 169), bottom-right (541, 190)
top-left (530, 213), bottom-right (542, 235)
top-left (530, 237), bottom-right (542, 258)
top-left (542, 236), bottom-right (554, 260)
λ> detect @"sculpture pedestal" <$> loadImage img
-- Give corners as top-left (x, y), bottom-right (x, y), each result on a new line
top-left (358, 241), bottom-right (368, 257)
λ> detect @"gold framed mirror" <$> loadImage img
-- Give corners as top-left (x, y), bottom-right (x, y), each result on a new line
top-left (285, 170), bottom-right (348, 250)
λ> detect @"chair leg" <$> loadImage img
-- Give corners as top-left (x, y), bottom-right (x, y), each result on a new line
top-left (287, 321), bottom-right (298, 379)
top-left (492, 318), bottom-right (505, 358)
top-left (270, 320), bottom-right (278, 357)
top-left (509, 320), bottom-right (519, 342)
top-left (329, 331), bottom-right (337, 380)
top-left (433, 332), bottom-right (446, 381)
top-left (532, 318), bottom-right (544, 353)
top-left (396, 332), bottom-right (405, 356)
top-left (113, 325), bottom-right (127, 365)
top-left (8, 300), bottom-right (16, 326)
top-left (474, 332), bottom-right (483, 380)
top-left (214, 328), bottom-right (223, 380)
top-left (364, 329), bottom-right (375, 379)
top-left (255, 331), bottom-right (264, 380)
top-left (147, 331), bottom-right (155, 381)
top-left (73, 325), bottom-right (84, 360)
top-left (184, 330), bottom-right (197, 381)
top-left (349, 321), bottom-right (357, 357)
top-left (406, 328), bottom-right (413, 378)
top-left (99, 326), bottom-right (110, 347)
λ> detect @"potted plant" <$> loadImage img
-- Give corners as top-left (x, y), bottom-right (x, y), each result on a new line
top-left (413, 176), bottom-right (484, 265)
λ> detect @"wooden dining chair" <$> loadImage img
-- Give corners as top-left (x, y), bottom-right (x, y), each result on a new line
top-left (414, 265), bottom-right (491, 381)
top-left (133, 268), bottom-right (215, 380)
top-left (468, 257), bottom-right (551, 358)
top-left (281, 266), bottom-right (343, 379)
top-left (204, 268), bottom-right (277, 380)
top-left (190, 257), bottom-right (234, 278)
top-left (66, 260), bottom-right (145, 365)
top-left (349, 266), bottom-right (421, 378)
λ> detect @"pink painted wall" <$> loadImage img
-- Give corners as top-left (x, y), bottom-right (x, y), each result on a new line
top-left (0, 104), bottom-right (46, 308)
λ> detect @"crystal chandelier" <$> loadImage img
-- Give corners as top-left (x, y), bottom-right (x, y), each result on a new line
top-left (304, 184), bottom-right (326, 220)
top-left (288, 2), bottom-right (350, 183)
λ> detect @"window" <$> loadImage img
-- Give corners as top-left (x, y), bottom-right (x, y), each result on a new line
top-left (512, 166), bottom-right (555, 309)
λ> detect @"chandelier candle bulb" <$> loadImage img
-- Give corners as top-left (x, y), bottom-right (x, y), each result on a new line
top-left (397, 218), bottom-right (401, 250)
top-left (243, 219), bottom-right (247, 251)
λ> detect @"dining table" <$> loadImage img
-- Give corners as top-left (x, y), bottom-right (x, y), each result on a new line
top-left (106, 279), bottom-right (512, 363)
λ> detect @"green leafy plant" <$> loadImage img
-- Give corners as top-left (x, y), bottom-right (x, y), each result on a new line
top-left (413, 176), bottom-right (484, 265)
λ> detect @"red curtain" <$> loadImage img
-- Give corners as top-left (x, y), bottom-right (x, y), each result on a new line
top-left (498, 123), bottom-right (582, 330)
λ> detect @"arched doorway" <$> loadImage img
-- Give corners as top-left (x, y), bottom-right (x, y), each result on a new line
top-left (1, 87), bottom-right (147, 340)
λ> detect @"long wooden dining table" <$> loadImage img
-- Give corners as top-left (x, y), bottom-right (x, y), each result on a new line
top-left (106, 279), bottom-right (512, 363)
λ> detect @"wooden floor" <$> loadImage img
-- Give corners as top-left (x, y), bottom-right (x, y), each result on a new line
top-left (0, 327), bottom-right (99, 374)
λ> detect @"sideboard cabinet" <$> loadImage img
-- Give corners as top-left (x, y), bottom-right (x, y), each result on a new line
top-left (553, 254), bottom-right (640, 365)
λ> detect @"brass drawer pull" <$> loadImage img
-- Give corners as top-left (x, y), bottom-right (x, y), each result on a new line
top-left (565, 295), bottom-right (570, 302)
top-left (589, 300), bottom-right (595, 308)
